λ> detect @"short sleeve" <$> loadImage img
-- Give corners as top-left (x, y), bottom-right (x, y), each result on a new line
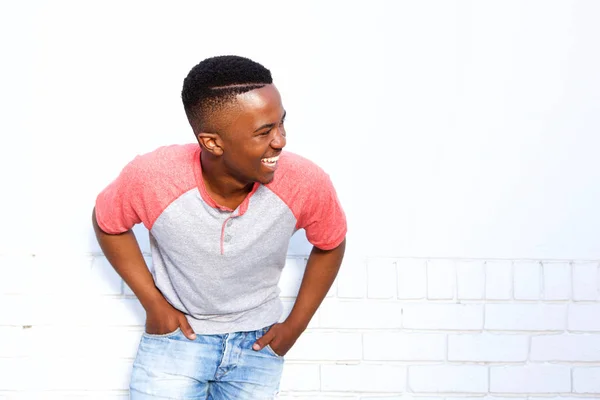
top-left (95, 158), bottom-right (145, 234)
top-left (95, 144), bottom-right (204, 235)
top-left (297, 170), bottom-right (347, 250)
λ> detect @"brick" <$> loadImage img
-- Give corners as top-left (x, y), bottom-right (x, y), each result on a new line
top-left (28, 358), bottom-right (132, 390)
top-left (286, 332), bottom-right (361, 361)
top-left (280, 363), bottom-right (320, 391)
top-left (0, 327), bottom-right (29, 357)
top-left (280, 300), bottom-right (319, 329)
top-left (90, 256), bottom-right (124, 295)
top-left (29, 254), bottom-right (120, 296)
top-left (532, 334), bottom-right (600, 361)
top-left (33, 296), bottom-right (145, 326)
top-left (568, 304), bottom-right (600, 331)
top-left (573, 367), bottom-right (600, 393)
top-left (336, 256), bottom-right (367, 298)
top-left (30, 255), bottom-right (94, 294)
top-left (540, 397), bottom-right (600, 400)
top-left (24, 395), bottom-right (130, 400)
top-left (364, 332), bottom-right (445, 361)
top-left (403, 304), bottom-right (483, 330)
top-left (279, 397), bottom-right (358, 400)
top-left (363, 397), bottom-right (440, 400)
top-left (367, 258), bottom-right (397, 299)
top-left (427, 259), bottom-right (455, 300)
top-left (287, 229), bottom-right (313, 256)
top-left (447, 398), bottom-right (526, 400)
top-left (93, 298), bottom-right (145, 327)
top-left (490, 365), bottom-right (570, 393)
top-left (573, 262), bottom-right (599, 301)
top-left (0, 255), bottom-right (34, 294)
top-left (485, 261), bottom-right (512, 300)
top-left (279, 258), bottom-right (306, 297)
top-left (409, 365), bottom-right (487, 393)
top-left (543, 262), bottom-right (571, 300)
top-left (0, 295), bottom-right (33, 325)
top-left (320, 300), bottom-right (402, 329)
top-left (28, 326), bottom-right (142, 359)
top-left (485, 304), bottom-right (566, 331)
top-left (279, 396), bottom-right (358, 400)
top-left (321, 364), bottom-right (406, 392)
top-left (397, 259), bottom-right (426, 299)
top-left (513, 261), bottom-right (541, 300)
top-left (449, 333), bottom-right (528, 362)
top-left (0, 358), bottom-right (27, 390)
top-left (132, 224), bottom-right (151, 253)
top-left (456, 260), bottom-right (485, 300)
top-left (279, 397), bottom-right (359, 400)
top-left (359, 397), bottom-right (405, 400)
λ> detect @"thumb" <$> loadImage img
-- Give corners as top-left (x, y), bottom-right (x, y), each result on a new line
top-left (253, 328), bottom-right (274, 351)
top-left (179, 316), bottom-right (196, 340)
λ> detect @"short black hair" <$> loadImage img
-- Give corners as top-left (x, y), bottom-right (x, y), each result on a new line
top-left (181, 55), bottom-right (273, 132)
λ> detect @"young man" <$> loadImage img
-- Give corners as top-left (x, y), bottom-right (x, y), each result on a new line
top-left (92, 55), bottom-right (346, 399)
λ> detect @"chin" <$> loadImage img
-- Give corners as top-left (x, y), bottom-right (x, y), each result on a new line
top-left (256, 173), bottom-right (275, 185)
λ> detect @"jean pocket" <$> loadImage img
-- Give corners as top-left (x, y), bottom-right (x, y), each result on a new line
top-left (264, 344), bottom-right (284, 358)
top-left (143, 327), bottom-right (181, 338)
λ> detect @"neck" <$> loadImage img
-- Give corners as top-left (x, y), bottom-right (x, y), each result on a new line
top-left (200, 151), bottom-right (253, 200)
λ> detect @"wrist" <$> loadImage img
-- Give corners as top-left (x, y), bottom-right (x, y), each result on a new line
top-left (140, 291), bottom-right (169, 312)
top-left (283, 314), bottom-right (309, 334)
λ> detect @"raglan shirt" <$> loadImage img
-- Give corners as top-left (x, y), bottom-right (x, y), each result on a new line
top-left (95, 144), bottom-right (347, 334)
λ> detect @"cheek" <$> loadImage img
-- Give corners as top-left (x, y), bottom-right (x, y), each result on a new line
top-left (242, 147), bottom-right (265, 164)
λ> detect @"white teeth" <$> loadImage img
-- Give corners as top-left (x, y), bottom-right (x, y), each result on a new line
top-left (262, 155), bottom-right (280, 163)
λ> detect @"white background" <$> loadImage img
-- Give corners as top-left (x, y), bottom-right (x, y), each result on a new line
top-left (2, 0), bottom-right (600, 260)
top-left (1, 1), bottom-right (600, 398)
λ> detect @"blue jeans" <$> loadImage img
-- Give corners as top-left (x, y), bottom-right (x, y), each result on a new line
top-left (130, 325), bottom-right (284, 399)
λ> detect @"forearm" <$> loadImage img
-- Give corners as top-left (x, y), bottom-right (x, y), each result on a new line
top-left (285, 238), bottom-right (346, 331)
top-left (92, 208), bottom-right (166, 311)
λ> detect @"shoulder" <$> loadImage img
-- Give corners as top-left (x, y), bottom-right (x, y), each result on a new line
top-left (273, 151), bottom-right (329, 184)
top-left (125, 143), bottom-right (198, 175)
top-left (265, 151), bottom-right (336, 212)
top-left (115, 143), bottom-right (199, 198)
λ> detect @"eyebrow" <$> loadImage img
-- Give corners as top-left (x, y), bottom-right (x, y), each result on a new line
top-left (253, 110), bottom-right (286, 133)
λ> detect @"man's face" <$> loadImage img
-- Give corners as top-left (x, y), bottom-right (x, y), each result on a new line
top-left (217, 84), bottom-right (287, 185)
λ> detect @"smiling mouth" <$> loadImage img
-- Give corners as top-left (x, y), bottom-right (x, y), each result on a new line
top-left (261, 155), bottom-right (280, 167)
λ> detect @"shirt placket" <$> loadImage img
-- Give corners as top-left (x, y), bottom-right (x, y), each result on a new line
top-left (220, 214), bottom-right (236, 255)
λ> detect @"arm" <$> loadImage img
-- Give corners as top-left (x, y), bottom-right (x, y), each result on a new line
top-left (253, 238), bottom-right (346, 355)
top-left (92, 208), bottom-right (196, 339)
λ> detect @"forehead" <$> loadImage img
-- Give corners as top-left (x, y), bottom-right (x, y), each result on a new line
top-left (230, 84), bottom-right (283, 125)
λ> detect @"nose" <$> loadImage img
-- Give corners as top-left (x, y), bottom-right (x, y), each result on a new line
top-left (271, 126), bottom-right (286, 149)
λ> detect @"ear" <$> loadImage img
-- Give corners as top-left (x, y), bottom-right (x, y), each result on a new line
top-left (197, 132), bottom-right (224, 156)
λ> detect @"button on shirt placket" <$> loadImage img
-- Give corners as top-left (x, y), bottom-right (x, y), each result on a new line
top-left (220, 216), bottom-right (235, 254)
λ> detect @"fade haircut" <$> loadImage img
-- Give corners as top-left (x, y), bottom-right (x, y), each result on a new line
top-left (181, 55), bottom-right (273, 133)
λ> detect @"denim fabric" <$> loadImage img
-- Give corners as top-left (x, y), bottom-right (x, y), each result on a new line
top-left (130, 325), bottom-right (284, 399)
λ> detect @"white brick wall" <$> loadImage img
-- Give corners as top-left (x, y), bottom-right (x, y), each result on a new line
top-left (2, 256), bottom-right (600, 398)
top-left (490, 365), bottom-right (571, 393)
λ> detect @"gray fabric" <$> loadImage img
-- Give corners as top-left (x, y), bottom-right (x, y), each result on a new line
top-left (149, 185), bottom-right (298, 334)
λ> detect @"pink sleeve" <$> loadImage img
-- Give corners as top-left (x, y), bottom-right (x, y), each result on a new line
top-left (95, 156), bottom-right (149, 234)
top-left (95, 145), bottom-right (198, 234)
top-left (268, 152), bottom-right (347, 250)
top-left (298, 169), bottom-right (347, 250)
